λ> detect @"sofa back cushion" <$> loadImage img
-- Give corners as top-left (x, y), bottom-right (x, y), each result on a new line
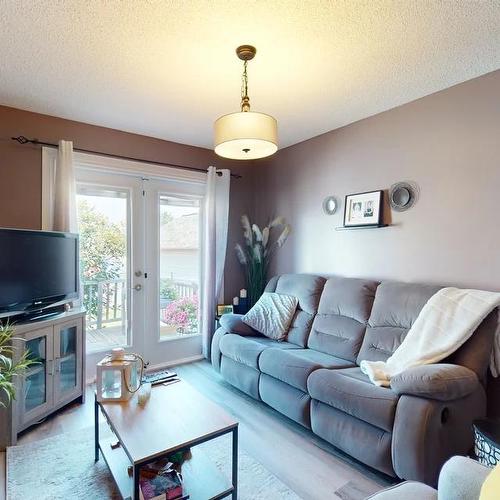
top-left (307, 277), bottom-right (379, 361)
top-left (264, 274), bottom-right (326, 347)
top-left (357, 281), bottom-right (441, 364)
top-left (444, 310), bottom-right (497, 381)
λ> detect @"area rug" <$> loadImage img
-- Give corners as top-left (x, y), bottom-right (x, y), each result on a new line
top-left (7, 426), bottom-right (301, 499)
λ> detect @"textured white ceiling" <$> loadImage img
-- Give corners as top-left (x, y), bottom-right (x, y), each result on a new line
top-left (1, 1), bottom-right (500, 150)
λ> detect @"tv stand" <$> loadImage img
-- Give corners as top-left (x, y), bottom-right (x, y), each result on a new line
top-left (0, 308), bottom-right (86, 450)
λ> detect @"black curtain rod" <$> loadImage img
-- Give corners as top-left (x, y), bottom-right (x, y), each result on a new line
top-left (11, 136), bottom-right (242, 179)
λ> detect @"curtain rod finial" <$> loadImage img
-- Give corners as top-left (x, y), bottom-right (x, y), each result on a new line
top-left (12, 136), bottom-right (30, 144)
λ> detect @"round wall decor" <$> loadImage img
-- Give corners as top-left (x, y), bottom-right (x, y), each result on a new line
top-left (389, 181), bottom-right (419, 212)
top-left (322, 196), bottom-right (338, 215)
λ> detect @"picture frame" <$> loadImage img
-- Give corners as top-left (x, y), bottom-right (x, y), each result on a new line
top-left (217, 304), bottom-right (234, 316)
top-left (343, 190), bottom-right (383, 227)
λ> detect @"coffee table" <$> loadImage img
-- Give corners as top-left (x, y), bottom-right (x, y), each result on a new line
top-left (94, 380), bottom-right (238, 499)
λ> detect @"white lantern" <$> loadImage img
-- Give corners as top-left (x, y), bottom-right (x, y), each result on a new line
top-left (96, 348), bottom-right (144, 402)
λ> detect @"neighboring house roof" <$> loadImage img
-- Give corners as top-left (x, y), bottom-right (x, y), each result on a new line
top-left (160, 213), bottom-right (199, 250)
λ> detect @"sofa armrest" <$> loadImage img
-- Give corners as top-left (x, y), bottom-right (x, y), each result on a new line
top-left (391, 364), bottom-right (479, 401)
top-left (219, 314), bottom-right (259, 336)
top-left (437, 456), bottom-right (492, 500)
top-left (211, 314), bottom-right (260, 372)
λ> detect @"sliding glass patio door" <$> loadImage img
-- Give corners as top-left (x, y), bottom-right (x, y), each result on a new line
top-left (76, 167), bottom-right (204, 371)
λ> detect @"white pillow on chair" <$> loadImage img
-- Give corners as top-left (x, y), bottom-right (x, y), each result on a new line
top-left (242, 292), bottom-right (298, 341)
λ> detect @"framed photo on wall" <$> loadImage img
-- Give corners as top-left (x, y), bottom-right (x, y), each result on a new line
top-left (344, 190), bottom-right (383, 227)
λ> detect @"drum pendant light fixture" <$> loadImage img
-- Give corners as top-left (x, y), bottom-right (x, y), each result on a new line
top-left (214, 45), bottom-right (278, 160)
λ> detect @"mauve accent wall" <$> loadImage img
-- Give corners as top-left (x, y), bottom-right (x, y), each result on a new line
top-left (255, 70), bottom-right (500, 291)
top-left (0, 105), bottom-right (253, 300)
top-left (253, 69), bottom-right (500, 415)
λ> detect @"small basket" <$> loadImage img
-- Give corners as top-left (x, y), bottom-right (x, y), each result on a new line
top-left (473, 420), bottom-right (500, 467)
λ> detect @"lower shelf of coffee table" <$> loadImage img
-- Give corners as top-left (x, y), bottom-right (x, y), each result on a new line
top-left (100, 437), bottom-right (233, 500)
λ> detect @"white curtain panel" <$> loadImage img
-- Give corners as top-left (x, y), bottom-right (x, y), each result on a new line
top-left (201, 166), bottom-right (230, 358)
top-left (52, 140), bottom-right (77, 233)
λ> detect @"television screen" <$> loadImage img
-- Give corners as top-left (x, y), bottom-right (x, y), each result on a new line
top-left (0, 229), bottom-right (79, 313)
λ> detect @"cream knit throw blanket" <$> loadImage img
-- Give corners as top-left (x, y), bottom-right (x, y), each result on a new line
top-left (360, 287), bottom-right (500, 387)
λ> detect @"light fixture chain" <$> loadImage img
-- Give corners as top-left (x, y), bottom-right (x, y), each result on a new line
top-left (240, 60), bottom-right (250, 112)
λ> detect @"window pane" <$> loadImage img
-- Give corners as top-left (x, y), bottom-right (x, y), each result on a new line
top-left (159, 196), bottom-right (200, 340)
top-left (24, 337), bottom-right (47, 412)
top-left (77, 189), bottom-right (129, 352)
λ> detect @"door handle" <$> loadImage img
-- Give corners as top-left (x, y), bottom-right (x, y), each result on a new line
top-left (133, 284), bottom-right (142, 291)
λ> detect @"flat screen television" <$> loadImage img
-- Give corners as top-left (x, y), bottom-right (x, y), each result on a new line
top-left (0, 228), bottom-right (79, 318)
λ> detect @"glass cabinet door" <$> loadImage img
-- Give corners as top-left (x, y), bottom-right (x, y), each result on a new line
top-left (20, 327), bottom-right (53, 425)
top-left (24, 337), bottom-right (47, 412)
top-left (54, 320), bottom-right (82, 405)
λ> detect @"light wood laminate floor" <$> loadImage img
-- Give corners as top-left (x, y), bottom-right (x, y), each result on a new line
top-left (6, 361), bottom-right (392, 499)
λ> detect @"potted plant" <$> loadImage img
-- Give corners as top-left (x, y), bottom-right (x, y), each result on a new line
top-left (161, 295), bottom-right (199, 335)
top-left (0, 323), bottom-right (37, 407)
top-left (235, 215), bottom-right (291, 307)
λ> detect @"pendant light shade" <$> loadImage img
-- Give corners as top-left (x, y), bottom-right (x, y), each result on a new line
top-left (214, 45), bottom-right (278, 160)
top-left (214, 111), bottom-right (278, 160)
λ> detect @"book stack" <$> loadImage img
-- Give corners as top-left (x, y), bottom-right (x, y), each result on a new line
top-left (139, 461), bottom-right (188, 500)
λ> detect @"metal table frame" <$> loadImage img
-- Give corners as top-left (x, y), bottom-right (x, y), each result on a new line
top-left (95, 394), bottom-right (238, 499)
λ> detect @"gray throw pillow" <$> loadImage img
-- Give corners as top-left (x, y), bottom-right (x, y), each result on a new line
top-left (242, 292), bottom-right (298, 340)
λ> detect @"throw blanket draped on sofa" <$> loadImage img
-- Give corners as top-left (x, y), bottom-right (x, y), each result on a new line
top-left (360, 287), bottom-right (500, 387)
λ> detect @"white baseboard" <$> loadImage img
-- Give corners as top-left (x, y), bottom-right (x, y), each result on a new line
top-left (146, 354), bottom-right (205, 373)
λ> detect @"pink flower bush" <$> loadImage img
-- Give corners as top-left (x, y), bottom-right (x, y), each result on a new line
top-left (161, 295), bottom-right (199, 334)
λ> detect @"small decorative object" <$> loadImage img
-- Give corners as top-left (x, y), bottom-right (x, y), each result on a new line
top-left (96, 347), bottom-right (145, 402)
top-left (137, 382), bottom-right (152, 407)
top-left (217, 304), bottom-right (234, 316)
top-left (344, 190), bottom-right (383, 227)
top-left (235, 215), bottom-right (291, 306)
top-left (0, 323), bottom-right (38, 407)
top-left (473, 418), bottom-right (500, 467)
top-left (233, 290), bottom-right (248, 314)
top-left (322, 196), bottom-right (338, 215)
top-left (389, 181), bottom-right (419, 212)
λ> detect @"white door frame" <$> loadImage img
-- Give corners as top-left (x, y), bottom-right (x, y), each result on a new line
top-left (42, 148), bottom-right (207, 379)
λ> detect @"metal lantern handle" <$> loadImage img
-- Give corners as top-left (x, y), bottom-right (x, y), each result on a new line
top-left (123, 352), bottom-right (146, 395)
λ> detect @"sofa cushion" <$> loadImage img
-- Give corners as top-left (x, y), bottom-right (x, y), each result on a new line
top-left (307, 367), bottom-right (399, 432)
top-left (219, 334), bottom-right (299, 369)
top-left (265, 274), bottom-right (326, 347)
top-left (242, 292), bottom-right (298, 340)
top-left (259, 348), bottom-right (354, 392)
top-left (357, 282), bottom-right (441, 364)
top-left (308, 277), bottom-right (379, 361)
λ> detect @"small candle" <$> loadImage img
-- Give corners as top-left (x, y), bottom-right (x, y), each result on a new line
top-left (137, 382), bottom-right (151, 407)
top-left (233, 297), bottom-right (239, 306)
top-left (240, 289), bottom-right (247, 299)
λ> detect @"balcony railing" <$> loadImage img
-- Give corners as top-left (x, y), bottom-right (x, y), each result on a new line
top-left (83, 278), bottom-right (127, 330)
top-left (83, 278), bottom-right (198, 330)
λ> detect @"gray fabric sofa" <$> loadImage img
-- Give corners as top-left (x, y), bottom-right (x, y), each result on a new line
top-left (211, 274), bottom-right (497, 485)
